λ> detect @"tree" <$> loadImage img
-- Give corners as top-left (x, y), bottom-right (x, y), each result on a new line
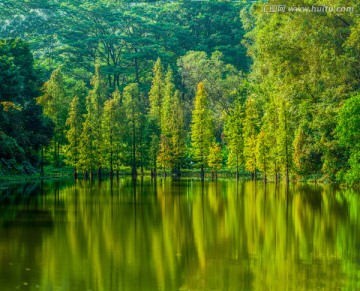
top-left (208, 142), bottom-right (223, 180)
top-left (157, 134), bottom-right (172, 177)
top-left (224, 100), bottom-right (244, 179)
top-left (123, 83), bottom-right (142, 177)
top-left (258, 94), bottom-right (280, 182)
top-left (177, 50), bottom-right (243, 130)
top-left (255, 131), bottom-right (269, 182)
top-left (78, 65), bottom-right (107, 178)
top-left (168, 90), bottom-right (186, 176)
top-left (243, 97), bottom-right (258, 179)
top-left (149, 133), bottom-right (159, 177)
top-left (0, 39), bottom-right (53, 174)
top-left (191, 82), bottom-right (214, 180)
top-left (148, 58), bottom-right (165, 176)
top-left (101, 89), bottom-right (124, 177)
top-left (65, 96), bottom-right (84, 177)
top-left (157, 67), bottom-right (186, 176)
top-left (336, 94), bottom-right (360, 186)
top-left (37, 67), bottom-right (68, 167)
top-left (148, 58), bottom-right (164, 129)
top-left (277, 98), bottom-right (292, 183)
top-left (243, 0), bottom-right (360, 182)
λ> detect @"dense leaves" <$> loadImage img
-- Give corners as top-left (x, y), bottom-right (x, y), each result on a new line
top-left (0, 39), bottom-right (53, 174)
top-left (1, 0), bottom-right (359, 185)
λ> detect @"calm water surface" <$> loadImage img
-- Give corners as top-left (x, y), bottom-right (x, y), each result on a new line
top-left (0, 178), bottom-right (360, 290)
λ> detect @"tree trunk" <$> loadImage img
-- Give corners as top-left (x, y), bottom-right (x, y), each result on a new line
top-left (134, 48), bottom-right (140, 85)
top-left (236, 161), bottom-right (239, 180)
top-left (200, 165), bottom-right (205, 181)
top-left (40, 148), bottom-right (44, 176)
top-left (284, 104), bottom-right (290, 184)
top-left (131, 162), bottom-right (137, 177)
top-left (110, 149), bottom-right (113, 177)
top-left (132, 118), bottom-right (137, 177)
top-left (53, 140), bottom-right (57, 167)
top-left (57, 141), bottom-right (60, 167)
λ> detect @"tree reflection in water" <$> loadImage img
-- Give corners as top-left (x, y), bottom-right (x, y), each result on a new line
top-left (0, 178), bottom-right (359, 290)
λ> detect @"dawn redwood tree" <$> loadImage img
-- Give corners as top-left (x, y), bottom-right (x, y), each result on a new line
top-left (148, 58), bottom-right (165, 176)
top-left (191, 82), bottom-right (214, 180)
top-left (101, 89), bottom-right (124, 177)
top-left (65, 96), bottom-right (84, 177)
top-left (243, 97), bottom-right (258, 180)
top-left (336, 94), bottom-right (360, 186)
top-left (78, 65), bottom-right (107, 178)
top-left (224, 100), bottom-right (244, 179)
top-left (157, 67), bottom-right (185, 176)
top-left (37, 67), bottom-right (68, 167)
top-left (208, 142), bottom-right (222, 180)
top-left (123, 83), bottom-right (142, 177)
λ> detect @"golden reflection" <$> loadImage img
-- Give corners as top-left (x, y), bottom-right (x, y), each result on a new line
top-left (0, 179), bottom-right (359, 290)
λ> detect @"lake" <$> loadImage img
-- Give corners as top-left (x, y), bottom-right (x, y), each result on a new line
top-left (0, 178), bottom-right (359, 290)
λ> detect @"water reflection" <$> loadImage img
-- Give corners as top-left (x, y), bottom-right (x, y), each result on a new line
top-left (0, 178), bottom-right (359, 290)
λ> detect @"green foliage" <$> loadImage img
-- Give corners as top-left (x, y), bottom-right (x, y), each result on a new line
top-left (337, 94), bottom-right (360, 149)
top-left (101, 89), bottom-right (124, 175)
top-left (243, 97), bottom-right (258, 176)
top-left (78, 65), bottom-right (107, 175)
top-left (1, 0), bottom-right (248, 88)
top-left (65, 96), bottom-right (84, 173)
top-left (224, 100), bottom-right (244, 176)
top-left (178, 50), bottom-right (244, 135)
top-left (336, 94), bottom-right (360, 186)
top-left (242, 0), bottom-right (360, 182)
top-left (148, 58), bottom-right (164, 129)
top-left (158, 68), bottom-right (185, 175)
top-left (37, 67), bottom-right (68, 166)
top-left (148, 58), bottom-right (164, 174)
top-left (2, 1), bottom-right (360, 185)
top-left (0, 39), bottom-right (53, 174)
top-left (123, 83), bottom-right (143, 176)
top-left (255, 130), bottom-right (269, 181)
top-left (191, 82), bottom-right (214, 178)
top-left (208, 142), bottom-right (223, 177)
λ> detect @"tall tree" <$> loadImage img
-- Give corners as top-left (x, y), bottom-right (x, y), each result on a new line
top-left (37, 67), bottom-right (68, 167)
top-left (169, 90), bottom-right (186, 176)
top-left (243, 97), bottom-right (258, 179)
top-left (123, 83), bottom-right (142, 177)
top-left (148, 58), bottom-right (164, 129)
top-left (65, 96), bottom-right (84, 177)
top-left (157, 67), bottom-right (185, 176)
top-left (148, 58), bottom-right (165, 176)
top-left (255, 130), bottom-right (269, 182)
top-left (336, 93), bottom-right (360, 186)
top-left (0, 39), bottom-right (53, 174)
top-left (191, 82), bottom-right (214, 180)
top-left (243, 0), bottom-right (360, 182)
top-left (78, 65), bottom-right (107, 178)
top-left (101, 89), bottom-right (124, 177)
top-left (224, 100), bottom-right (244, 179)
top-left (277, 98), bottom-right (292, 183)
top-left (208, 142), bottom-right (223, 180)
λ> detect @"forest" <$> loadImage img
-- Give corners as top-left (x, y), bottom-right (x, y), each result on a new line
top-left (0, 0), bottom-right (359, 185)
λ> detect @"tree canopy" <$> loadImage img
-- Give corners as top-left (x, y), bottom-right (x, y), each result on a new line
top-left (1, 0), bottom-right (360, 185)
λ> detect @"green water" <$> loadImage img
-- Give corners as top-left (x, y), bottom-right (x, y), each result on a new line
top-left (0, 178), bottom-right (359, 290)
